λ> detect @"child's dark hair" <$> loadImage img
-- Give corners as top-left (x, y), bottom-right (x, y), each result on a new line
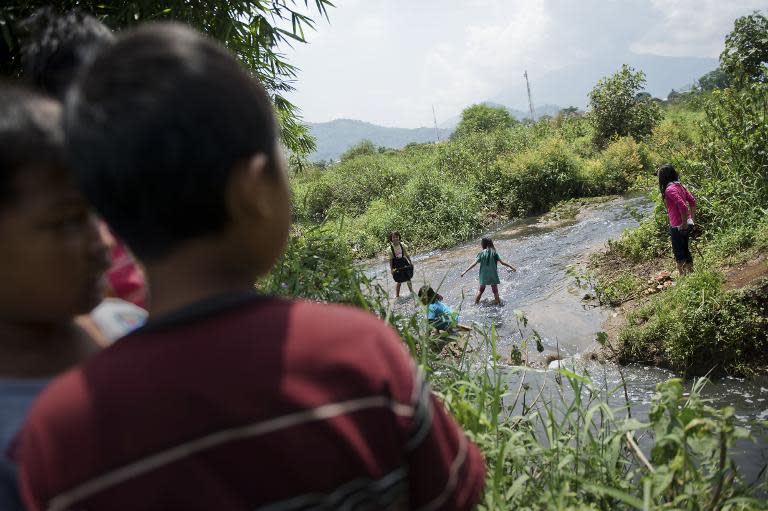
top-left (19, 8), bottom-right (114, 99)
top-left (0, 85), bottom-right (65, 212)
top-left (658, 164), bottom-right (679, 198)
top-left (388, 231), bottom-right (401, 242)
top-left (481, 237), bottom-right (495, 251)
top-left (418, 286), bottom-right (442, 304)
top-left (65, 23), bottom-right (279, 260)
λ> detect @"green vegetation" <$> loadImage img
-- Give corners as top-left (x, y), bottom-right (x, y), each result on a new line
top-left (588, 64), bottom-right (663, 147)
top-left (262, 226), bottom-right (767, 509)
top-left (0, 0), bottom-right (333, 158)
top-left (292, 102), bottom-right (656, 258)
top-left (596, 13), bottom-right (768, 376)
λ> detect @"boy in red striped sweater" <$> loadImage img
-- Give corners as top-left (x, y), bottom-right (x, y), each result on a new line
top-left (18, 23), bottom-right (484, 511)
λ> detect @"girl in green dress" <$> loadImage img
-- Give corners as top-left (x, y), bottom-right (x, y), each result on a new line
top-left (460, 238), bottom-right (516, 305)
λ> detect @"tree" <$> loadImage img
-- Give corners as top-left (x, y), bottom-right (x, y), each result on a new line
top-left (697, 68), bottom-right (730, 91)
top-left (558, 106), bottom-right (580, 117)
top-left (340, 139), bottom-right (376, 162)
top-left (0, 1), bottom-right (332, 158)
top-left (452, 103), bottom-right (516, 139)
top-left (720, 11), bottom-right (768, 84)
top-left (588, 64), bottom-right (662, 147)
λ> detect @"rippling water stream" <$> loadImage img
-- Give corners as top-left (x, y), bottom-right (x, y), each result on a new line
top-left (370, 195), bottom-right (768, 481)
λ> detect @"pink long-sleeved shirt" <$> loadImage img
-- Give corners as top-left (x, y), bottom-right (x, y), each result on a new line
top-left (664, 182), bottom-right (696, 227)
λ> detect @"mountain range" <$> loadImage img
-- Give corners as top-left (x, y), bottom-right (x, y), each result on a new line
top-left (307, 53), bottom-right (718, 162)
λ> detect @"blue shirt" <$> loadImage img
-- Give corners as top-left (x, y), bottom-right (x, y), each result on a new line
top-left (427, 301), bottom-right (454, 330)
top-left (0, 378), bottom-right (49, 511)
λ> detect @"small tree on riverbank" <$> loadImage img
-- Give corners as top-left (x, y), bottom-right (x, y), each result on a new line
top-left (452, 103), bottom-right (516, 139)
top-left (588, 64), bottom-right (662, 147)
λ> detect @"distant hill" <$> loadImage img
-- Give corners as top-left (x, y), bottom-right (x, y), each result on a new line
top-left (308, 119), bottom-right (451, 162)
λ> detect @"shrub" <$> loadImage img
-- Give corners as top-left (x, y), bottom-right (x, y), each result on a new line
top-left (596, 136), bottom-right (645, 194)
top-left (340, 139), bottom-right (377, 161)
top-left (397, 167), bottom-right (482, 248)
top-left (500, 139), bottom-right (585, 217)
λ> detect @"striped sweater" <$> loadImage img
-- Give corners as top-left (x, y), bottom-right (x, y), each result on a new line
top-left (17, 294), bottom-right (484, 511)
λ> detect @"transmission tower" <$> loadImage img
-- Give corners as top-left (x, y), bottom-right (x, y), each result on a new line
top-left (432, 104), bottom-right (440, 142)
top-left (524, 70), bottom-right (535, 122)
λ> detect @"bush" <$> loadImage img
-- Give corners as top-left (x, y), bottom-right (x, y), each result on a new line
top-left (500, 139), bottom-right (585, 217)
top-left (340, 139), bottom-right (377, 161)
top-left (594, 137), bottom-right (646, 194)
top-left (396, 167), bottom-right (482, 248)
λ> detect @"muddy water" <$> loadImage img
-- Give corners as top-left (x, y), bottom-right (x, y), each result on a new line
top-left (371, 196), bottom-right (768, 482)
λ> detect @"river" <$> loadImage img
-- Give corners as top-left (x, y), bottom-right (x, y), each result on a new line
top-left (371, 195), bottom-right (768, 483)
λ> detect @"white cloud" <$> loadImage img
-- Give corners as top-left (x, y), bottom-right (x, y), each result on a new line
top-left (631, 0), bottom-right (767, 57)
top-left (284, 0), bottom-right (758, 127)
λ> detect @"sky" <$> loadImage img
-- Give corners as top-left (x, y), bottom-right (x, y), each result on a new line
top-left (283, 0), bottom-right (767, 128)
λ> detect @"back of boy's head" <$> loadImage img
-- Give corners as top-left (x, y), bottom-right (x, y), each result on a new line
top-left (0, 85), bottom-right (64, 212)
top-left (65, 22), bottom-right (279, 260)
top-left (481, 237), bottom-right (495, 250)
top-left (20, 8), bottom-right (114, 99)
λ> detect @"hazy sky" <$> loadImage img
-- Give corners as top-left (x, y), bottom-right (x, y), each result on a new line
top-left (284, 0), bottom-right (766, 128)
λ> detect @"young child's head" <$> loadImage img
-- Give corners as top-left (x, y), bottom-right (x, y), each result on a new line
top-left (388, 231), bottom-right (401, 243)
top-left (481, 237), bottom-right (495, 251)
top-left (20, 8), bottom-right (114, 99)
top-left (0, 85), bottom-right (110, 323)
top-left (65, 23), bottom-right (290, 275)
top-left (417, 286), bottom-right (442, 305)
top-left (657, 163), bottom-right (679, 197)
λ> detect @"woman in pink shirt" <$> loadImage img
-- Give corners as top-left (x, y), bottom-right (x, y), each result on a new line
top-left (659, 164), bottom-right (696, 275)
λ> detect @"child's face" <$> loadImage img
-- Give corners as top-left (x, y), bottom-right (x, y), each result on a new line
top-left (0, 166), bottom-right (111, 323)
top-left (391, 234), bottom-right (400, 243)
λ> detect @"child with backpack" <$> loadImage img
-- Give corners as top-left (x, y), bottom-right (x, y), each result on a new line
top-left (388, 231), bottom-right (414, 297)
top-left (17, 23), bottom-right (484, 511)
top-left (461, 237), bottom-right (516, 305)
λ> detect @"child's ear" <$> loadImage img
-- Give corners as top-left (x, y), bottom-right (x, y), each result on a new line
top-left (227, 154), bottom-right (274, 221)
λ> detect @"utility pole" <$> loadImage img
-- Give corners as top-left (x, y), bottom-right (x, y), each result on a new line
top-left (524, 70), bottom-right (535, 122)
top-left (432, 104), bottom-right (440, 143)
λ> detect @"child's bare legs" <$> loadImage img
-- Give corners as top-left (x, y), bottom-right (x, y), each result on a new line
top-left (395, 282), bottom-right (401, 297)
top-left (406, 280), bottom-right (414, 294)
top-left (475, 285), bottom-right (485, 304)
top-left (491, 284), bottom-right (500, 305)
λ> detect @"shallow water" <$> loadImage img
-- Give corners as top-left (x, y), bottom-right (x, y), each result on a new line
top-left (371, 196), bottom-right (768, 482)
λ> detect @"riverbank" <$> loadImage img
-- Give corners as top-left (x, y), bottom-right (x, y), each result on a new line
top-left (589, 241), bottom-right (768, 378)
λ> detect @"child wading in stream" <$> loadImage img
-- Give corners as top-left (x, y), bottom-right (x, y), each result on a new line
top-left (461, 237), bottom-right (516, 305)
top-left (388, 231), bottom-right (414, 297)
